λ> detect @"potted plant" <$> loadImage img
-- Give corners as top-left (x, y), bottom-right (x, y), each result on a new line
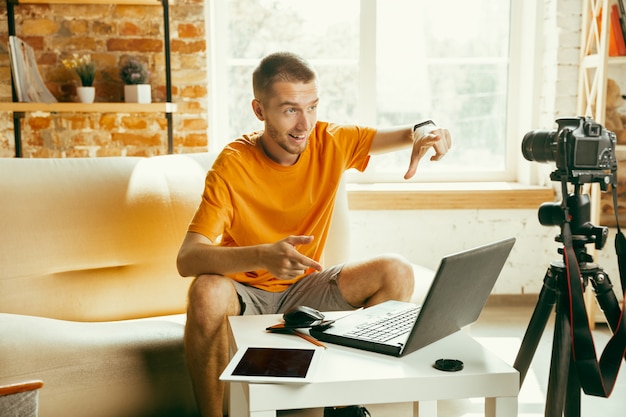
top-left (119, 57), bottom-right (151, 103)
top-left (62, 54), bottom-right (96, 103)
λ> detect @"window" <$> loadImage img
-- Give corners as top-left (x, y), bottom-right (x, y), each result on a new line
top-left (208, 0), bottom-right (529, 183)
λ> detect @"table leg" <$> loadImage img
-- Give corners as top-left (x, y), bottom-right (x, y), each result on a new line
top-left (229, 382), bottom-right (248, 417)
top-left (413, 400), bottom-right (437, 417)
top-left (485, 396), bottom-right (517, 417)
top-left (230, 382), bottom-right (277, 417)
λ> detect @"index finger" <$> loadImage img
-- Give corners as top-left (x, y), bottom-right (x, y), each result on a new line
top-left (296, 254), bottom-right (323, 272)
top-left (285, 235), bottom-right (323, 272)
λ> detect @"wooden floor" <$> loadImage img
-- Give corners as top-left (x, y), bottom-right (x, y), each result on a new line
top-left (281, 301), bottom-right (626, 417)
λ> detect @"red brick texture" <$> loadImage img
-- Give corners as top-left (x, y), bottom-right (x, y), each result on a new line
top-left (0, 2), bottom-right (210, 157)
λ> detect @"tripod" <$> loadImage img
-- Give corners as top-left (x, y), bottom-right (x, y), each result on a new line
top-left (513, 211), bottom-right (623, 417)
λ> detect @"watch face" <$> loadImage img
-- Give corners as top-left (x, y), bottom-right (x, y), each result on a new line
top-left (413, 120), bottom-right (434, 132)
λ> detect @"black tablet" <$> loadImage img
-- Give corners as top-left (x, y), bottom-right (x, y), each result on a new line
top-left (219, 346), bottom-right (323, 384)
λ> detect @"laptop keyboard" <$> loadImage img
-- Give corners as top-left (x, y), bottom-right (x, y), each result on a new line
top-left (346, 305), bottom-right (421, 342)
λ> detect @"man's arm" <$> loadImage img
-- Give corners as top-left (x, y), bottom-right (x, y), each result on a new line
top-left (176, 232), bottom-right (322, 279)
top-left (369, 123), bottom-right (452, 179)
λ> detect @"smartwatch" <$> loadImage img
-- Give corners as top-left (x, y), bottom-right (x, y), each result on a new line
top-left (413, 120), bottom-right (435, 132)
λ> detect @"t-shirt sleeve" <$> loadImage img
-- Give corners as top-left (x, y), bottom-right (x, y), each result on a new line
top-left (325, 123), bottom-right (376, 172)
top-left (187, 169), bottom-right (232, 242)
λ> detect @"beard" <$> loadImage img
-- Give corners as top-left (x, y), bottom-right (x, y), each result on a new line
top-left (264, 121), bottom-right (309, 158)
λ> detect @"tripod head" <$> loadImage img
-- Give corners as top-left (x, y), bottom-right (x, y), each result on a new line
top-left (538, 186), bottom-right (609, 253)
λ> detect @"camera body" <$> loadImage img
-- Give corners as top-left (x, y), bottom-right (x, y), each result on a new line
top-left (522, 116), bottom-right (617, 187)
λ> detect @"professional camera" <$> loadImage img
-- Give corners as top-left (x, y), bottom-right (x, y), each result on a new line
top-left (521, 116), bottom-right (617, 188)
top-left (515, 118), bottom-right (626, 417)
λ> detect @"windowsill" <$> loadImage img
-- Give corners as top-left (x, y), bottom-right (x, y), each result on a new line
top-left (347, 182), bottom-right (555, 210)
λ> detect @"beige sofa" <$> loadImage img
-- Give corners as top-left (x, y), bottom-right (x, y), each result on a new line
top-left (0, 153), bottom-right (433, 417)
top-left (0, 154), bottom-right (216, 417)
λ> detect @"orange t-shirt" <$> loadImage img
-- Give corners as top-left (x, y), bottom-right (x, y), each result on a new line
top-left (188, 121), bottom-right (376, 292)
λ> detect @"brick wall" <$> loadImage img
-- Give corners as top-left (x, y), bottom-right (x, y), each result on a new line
top-left (0, 1), bottom-right (209, 157)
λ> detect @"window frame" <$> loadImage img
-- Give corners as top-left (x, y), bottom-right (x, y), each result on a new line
top-left (205, 0), bottom-right (541, 185)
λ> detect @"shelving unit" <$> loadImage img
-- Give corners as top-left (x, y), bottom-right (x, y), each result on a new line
top-left (578, 0), bottom-right (619, 124)
top-left (577, 0), bottom-right (626, 221)
top-left (4, 0), bottom-right (176, 157)
top-left (577, 0), bottom-right (626, 323)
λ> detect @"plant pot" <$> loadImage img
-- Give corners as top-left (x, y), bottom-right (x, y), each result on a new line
top-left (124, 84), bottom-right (151, 104)
top-left (77, 86), bottom-right (95, 103)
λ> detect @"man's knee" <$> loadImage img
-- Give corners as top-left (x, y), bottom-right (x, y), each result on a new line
top-left (378, 254), bottom-right (415, 297)
top-left (381, 254), bottom-right (414, 276)
top-left (186, 274), bottom-right (240, 323)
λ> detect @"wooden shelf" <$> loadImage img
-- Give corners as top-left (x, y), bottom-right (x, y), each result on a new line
top-left (0, 102), bottom-right (176, 113)
top-left (581, 54), bottom-right (626, 68)
top-left (9, 0), bottom-right (168, 5)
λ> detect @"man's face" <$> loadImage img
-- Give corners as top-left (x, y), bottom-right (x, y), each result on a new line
top-left (253, 80), bottom-right (319, 166)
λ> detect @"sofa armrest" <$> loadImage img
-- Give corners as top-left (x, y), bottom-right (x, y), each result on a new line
top-left (0, 380), bottom-right (43, 417)
top-left (411, 263), bottom-right (436, 304)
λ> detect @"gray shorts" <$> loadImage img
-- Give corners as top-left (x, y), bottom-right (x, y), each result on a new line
top-left (232, 264), bottom-right (355, 316)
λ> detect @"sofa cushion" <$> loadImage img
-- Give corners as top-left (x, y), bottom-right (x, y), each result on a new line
top-left (0, 313), bottom-right (196, 417)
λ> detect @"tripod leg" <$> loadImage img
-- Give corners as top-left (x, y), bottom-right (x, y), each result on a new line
top-left (544, 275), bottom-right (572, 417)
top-left (564, 354), bottom-right (581, 417)
top-left (514, 269), bottom-right (558, 385)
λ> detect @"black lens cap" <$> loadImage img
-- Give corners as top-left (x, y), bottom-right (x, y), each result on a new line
top-left (433, 358), bottom-right (464, 372)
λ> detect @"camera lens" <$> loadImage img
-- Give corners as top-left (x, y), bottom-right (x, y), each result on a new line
top-left (521, 130), bottom-right (557, 163)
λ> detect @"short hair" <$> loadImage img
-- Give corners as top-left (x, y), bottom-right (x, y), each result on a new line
top-left (252, 52), bottom-right (317, 101)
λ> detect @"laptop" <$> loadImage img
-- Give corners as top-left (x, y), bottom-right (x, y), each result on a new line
top-left (310, 237), bottom-right (515, 357)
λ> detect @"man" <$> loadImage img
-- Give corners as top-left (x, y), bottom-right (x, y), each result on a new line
top-left (177, 52), bottom-right (452, 417)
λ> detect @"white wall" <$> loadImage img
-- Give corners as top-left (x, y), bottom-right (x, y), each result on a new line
top-left (349, 0), bottom-right (625, 296)
top-left (348, 209), bottom-right (560, 295)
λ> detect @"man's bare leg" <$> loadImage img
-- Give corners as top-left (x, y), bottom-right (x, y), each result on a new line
top-left (184, 274), bottom-right (240, 417)
top-left (337, 254), bottom-right (415, 307)
top-left (324, 254), bottom-right (415, 416)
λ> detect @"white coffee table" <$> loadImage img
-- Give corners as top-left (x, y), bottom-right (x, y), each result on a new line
top-left (226, 312), bottom-right (519, 417)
